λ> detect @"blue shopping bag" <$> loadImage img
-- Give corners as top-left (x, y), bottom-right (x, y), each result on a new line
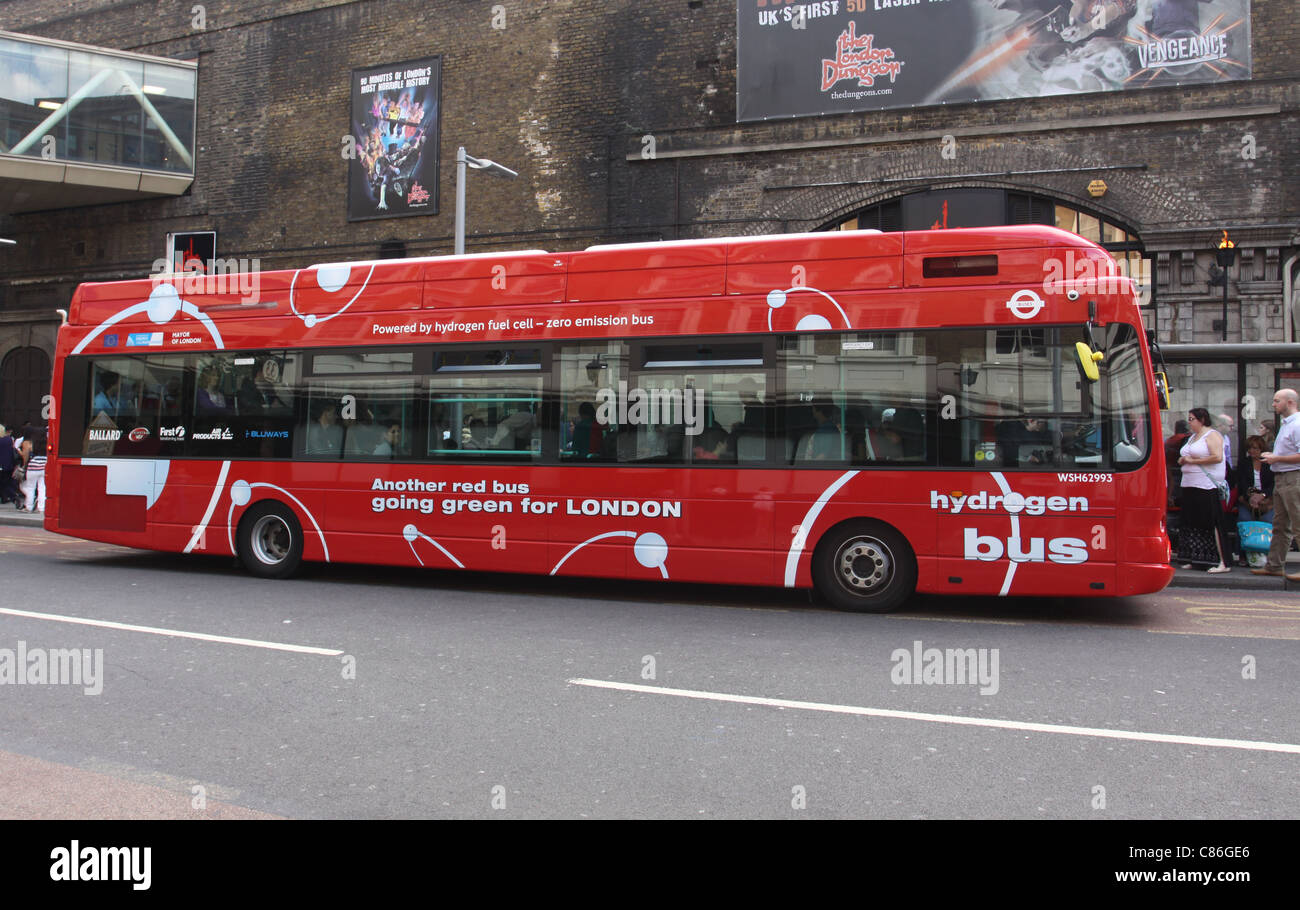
top-left (1238, 521), bottom-right (1272, 552)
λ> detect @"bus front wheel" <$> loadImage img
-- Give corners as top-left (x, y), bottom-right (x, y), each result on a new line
top-left (237, 501), bottom-right (304, 579)
top-left (813, 521), bottom-right (915, 613)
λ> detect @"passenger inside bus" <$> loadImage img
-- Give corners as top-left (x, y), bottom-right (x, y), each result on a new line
top-left (864, 409), bottom-right (904, 461)
top-left (92, 372), bottom-right (123, 418)
top-left (196, 364), bottom-right (232, 415)
top-left (373, 423), bottom-right (403, 458)
top-left (795, 399), bottom-right (843, 462)
top-left (460, 416), bottom-right (489, 450)
top-left (488, 401), bottom-right (536, 451)
top-left (569, 401), bottom-right (606, 459)
top-left (692, 427), bottom-right (731, 462)
top-left (996, 416), bottom-right (1055, 466)
top-left (305, 401), bottom-right (343, 455)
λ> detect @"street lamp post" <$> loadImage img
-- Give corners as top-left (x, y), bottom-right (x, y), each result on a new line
top-left (1213, 231), bottom-right (1237, 342)
top-left (454, 146), bottom-right (518, 255)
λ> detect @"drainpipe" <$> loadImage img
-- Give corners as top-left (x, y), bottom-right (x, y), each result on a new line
top-left (1286, 252), bottom-right (1300, 343)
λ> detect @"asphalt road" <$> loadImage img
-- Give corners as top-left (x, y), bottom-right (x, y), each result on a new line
top-left (0, 526), bottom-right (1296, 819)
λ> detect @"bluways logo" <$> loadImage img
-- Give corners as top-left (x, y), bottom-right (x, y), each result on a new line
top-left (931, 488), bottom-right (1091, 565)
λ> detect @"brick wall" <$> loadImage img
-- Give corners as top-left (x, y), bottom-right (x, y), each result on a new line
top-left (0, 0), bottom-right (1295, 356)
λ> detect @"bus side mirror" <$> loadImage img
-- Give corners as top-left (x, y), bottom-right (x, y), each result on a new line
top-left (1075, 341), bottom-right (1103, 382)
top-left (1153, 371), bottom-right (1171, 410)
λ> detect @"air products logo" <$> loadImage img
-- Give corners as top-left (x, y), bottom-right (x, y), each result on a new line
top-left (192, 427), bottom-right (233, 441)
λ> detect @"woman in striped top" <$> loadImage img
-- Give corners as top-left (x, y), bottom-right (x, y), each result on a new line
top-left (19, 431), bottom-right (45, 514)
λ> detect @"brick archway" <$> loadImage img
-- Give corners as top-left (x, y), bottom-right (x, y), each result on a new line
top-left (0, 346), bottom-right (52, 427)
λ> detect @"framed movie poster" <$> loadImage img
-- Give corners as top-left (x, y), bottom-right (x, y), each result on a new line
top-left (348, 56), bottom-right (442, 221)
top-left (737, 0), bottom-right (1252, 122)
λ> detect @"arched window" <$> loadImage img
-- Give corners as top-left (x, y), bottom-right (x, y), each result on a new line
top-left (822, 189), bottom-right (1150, 306)
top-left (0, 346), bottom-right (52, 427)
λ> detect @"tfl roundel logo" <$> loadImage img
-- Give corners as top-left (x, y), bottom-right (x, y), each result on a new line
top-left (128, 427), bottom-right (151, 442)
top-left (1006, 289), bottom-right (1046, 320)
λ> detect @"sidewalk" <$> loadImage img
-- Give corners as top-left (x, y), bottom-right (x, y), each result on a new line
top-left (3, 503), bottom-right (1295, 593)
top-left (0, 508), bottom-right (45, 529)
top-left (1166, 553), bottom-right (1300, 590)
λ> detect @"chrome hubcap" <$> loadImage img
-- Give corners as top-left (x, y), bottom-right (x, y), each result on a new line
top-left (251, 514), bottom-right (292, 565)
top-left (835, 536), bottom-right (891, 593)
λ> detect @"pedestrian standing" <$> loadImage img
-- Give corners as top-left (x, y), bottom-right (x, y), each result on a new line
top-left (1174, 408), bottom-right (1230, 572)
top-left (1164, 419), bottom-right (1189, 508)
top-left (1217, 412), bottom-right (1235, 473)
top-left (19, 431), bottom-right (46, 514)
top-left (0, 424), bottom-right (16, 505)
top-left (1256, 389), bottom-right (1300, 579)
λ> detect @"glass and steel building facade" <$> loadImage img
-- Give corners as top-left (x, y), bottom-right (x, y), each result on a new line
top-left (0, 30), bottom-right (196, 212)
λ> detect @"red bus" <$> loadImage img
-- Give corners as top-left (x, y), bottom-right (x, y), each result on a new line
top-left (46, 225), bottom-right (1172, 611)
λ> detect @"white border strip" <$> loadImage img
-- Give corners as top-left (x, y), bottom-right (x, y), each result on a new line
top-left (568, 678), bottom-right (1300, 756)
top-left (989, 471), bottom-right (1018, 596)
top-left (784, 470), bottom-right (858, 587)
top-left (185, 460), bottom-right (230, 553)
top-left (551, 530), bottom-right (635, 576)
top-left (0, 607), bottom-right (343, 656)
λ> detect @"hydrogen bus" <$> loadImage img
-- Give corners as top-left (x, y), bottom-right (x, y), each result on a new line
top-left (45, 225), bottom-right (1172, 611)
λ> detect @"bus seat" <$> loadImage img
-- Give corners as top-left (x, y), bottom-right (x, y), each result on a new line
top-left (736, 433), bottom-right (764, 462)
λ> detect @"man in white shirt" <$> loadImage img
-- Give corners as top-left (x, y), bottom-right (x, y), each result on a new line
top-left (1217, 412), bottom-right (1234, 473)
top-left (1255, 389), bottom-right (1300, 578)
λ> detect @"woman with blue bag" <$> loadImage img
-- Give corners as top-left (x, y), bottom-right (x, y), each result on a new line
top-left (1235, 434), bottom-right (1274, 565)
top-left (1236, 435), bottom-right (1274, 522)
top-left (1175, 408), bottom-right (1231, 573)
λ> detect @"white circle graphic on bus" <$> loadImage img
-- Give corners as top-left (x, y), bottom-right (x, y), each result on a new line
top-left (550, 530), bottom-right (670, 578)
top-left (632, 532), bottom-right (669, 574)
top-left (1001, 491), bottom-right (1026, 514)
top-left (315, 264), bottom-right (352, 293)
top-left (1006, 289), bottom-right (1046, 320)
top-left (766, 287), bottom-right (850, 332)
top-left (147, 283), bottom-right (183, 324)
top-left (289, 263), bottom-right (377, 329)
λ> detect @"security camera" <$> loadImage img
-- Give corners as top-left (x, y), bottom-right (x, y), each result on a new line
top-left (1066, 289), bottom-right (1080, 301)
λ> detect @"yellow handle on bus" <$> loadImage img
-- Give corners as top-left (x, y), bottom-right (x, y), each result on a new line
top-left (1075, 341), bottom-right (1104, 381)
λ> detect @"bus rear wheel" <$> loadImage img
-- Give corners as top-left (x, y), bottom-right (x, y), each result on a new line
top-left (813, 521), bottom-right (915, 613)
top-left (238, 501), bottom-right (304, 579)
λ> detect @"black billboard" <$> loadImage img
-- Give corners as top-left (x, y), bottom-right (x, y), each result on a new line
top-left (737, 0), bottom-right (1252, 121)
top-left (348, 56), bottom-right (442, 221)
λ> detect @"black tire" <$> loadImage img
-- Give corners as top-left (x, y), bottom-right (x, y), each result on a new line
top-left (237, 501), bottom-right (304, 579)
top-left (812, 520), bottom-right (916, 613)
